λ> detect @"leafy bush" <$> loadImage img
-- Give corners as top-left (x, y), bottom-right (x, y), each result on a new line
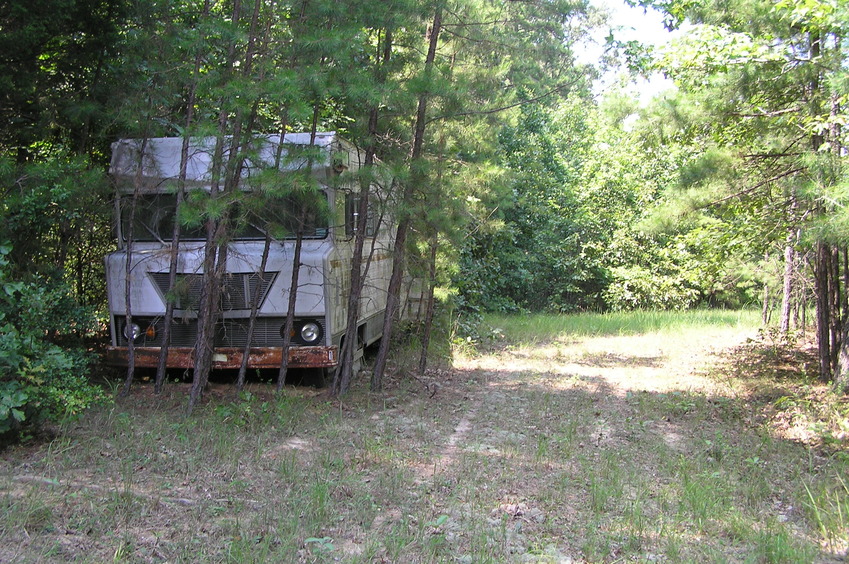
top-left (603, 265), bottom-right (700, 311)
top-left (0, 381), bottom-right (27, 433)
top-left (0, 245), bottom-right (107, 438)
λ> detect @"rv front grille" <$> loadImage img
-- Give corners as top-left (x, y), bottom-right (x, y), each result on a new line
top-left (148, 272), bottom-right (278, 311)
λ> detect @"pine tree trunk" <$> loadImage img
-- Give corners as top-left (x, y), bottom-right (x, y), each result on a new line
top-left (809, 31), bottom-right (833, 382)
top-left (333, 177), bottom-right (372, 395)
top-left (154, 168), bottom-right (186, 394)
top-left (834, 323), bottom-right (849, 394)
top-left (332, 30), bottom-right (393, 396)
top-left (418, 235), bottom-right (438, 377)
top-left (334, 120), bottom-right (380, 394)
top-left (154, 0), bottom-right (210, 394)
top-left (120, 135), bottom-right (150, 397)
top-left (189, 103), bottom-right (252, 408)
top-left (237, 235), bottom-right (271, 392)
top-left (277, 114), bottom-right (320, 391)
top-left (829, 36), bottom-right (846, 392)
top-left (189, 236), bottom-right (226, 412)
top-left (276, 230), bottom-right (303, 392)
top-left (762, 252), bottom-right (770, 325)
top-left (830, 246), bottom-right (841, 371)
top-left (189, 0), bottom-right (265, 411)
top-left (155, 106), bottom-right (198, 393)
top-left (842, 246), bottom-right (848, 324)
top-left (187, 125), bottom-right (228, 413)
top-left (372, 8), bottom-right (442, 391)
top-left (780, 241), bottom-right (794, 335)
top-left (236, 119), bottom-right (291, 391)
top-left (816, 241), bottom-right (832, 382)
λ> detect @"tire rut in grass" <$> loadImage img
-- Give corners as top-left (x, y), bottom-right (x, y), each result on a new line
top-left (417, 393), bottom-right (482, 482)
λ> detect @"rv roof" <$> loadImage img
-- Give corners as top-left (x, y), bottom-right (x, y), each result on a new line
top-left (109, 132), bottom-right (341, 190)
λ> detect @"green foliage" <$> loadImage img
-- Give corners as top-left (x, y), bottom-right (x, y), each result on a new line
top-left (623, 0), bottom-right (849, 349)
top-left (602, 218), bottom-right (760, 310)
top-left (459, 97), bottom-right (607, 314)
top-left (458, 81), bottom-right (762, 315)
top-left (0, 152), bottom-right (112, 306)
top-left (604, 265), bottom-right (699, 311)
top-left (654, 23), bottom-right (783, 82)
top-left (0, 122), bottom-right (112, 437)
top-left (0, 0), bottom-right (126, 156)
top-left (0, 245), bottom-right (107, 437)
top-left (0, 381), bottom-right (27, 434)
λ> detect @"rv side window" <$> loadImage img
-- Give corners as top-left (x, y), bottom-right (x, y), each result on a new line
top-left (345, 193), bottom-right (377, 238)
top-left (121, 193), bottom-right (328, 242)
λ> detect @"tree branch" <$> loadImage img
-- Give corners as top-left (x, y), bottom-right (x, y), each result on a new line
top-left (741, 152), bottom-right (804, 159)
top-left (425, 80), bottom-right (580, 125)
top-left (700, 167), bottom-right (805, 209)
top-left (730, 106), bottom-right (801, 118)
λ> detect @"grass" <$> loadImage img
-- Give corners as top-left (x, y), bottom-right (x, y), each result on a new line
top-left (484, 308), bottom-right (761, 344)
top-left (1, 309), bottom-right (847, 562)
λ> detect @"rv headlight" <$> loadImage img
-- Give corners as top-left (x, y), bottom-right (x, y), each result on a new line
top-left (123, 323), bottom-right (142, 341)
top-left (300, 322), bottom-right (321, 344)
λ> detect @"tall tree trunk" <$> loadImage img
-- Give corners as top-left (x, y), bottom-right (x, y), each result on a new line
top-left (235, 56), bottom-right (288, 391)
top-left (762, 251), bottom-right (771, 325)
top-left (809, 30), bottom-right (835, 383)
top-left (830, 246), bottom-right (841, 371)
top-left (842, 246), bottom-right (848, 324)
top-left (332, 29), bottom-right (394, 396)
top-left (188, 116), bottom-right (230, 413)
top-left (155, 12), bottom-right (207, 391)
top-left (276, 110), bottom-right (320, 391)
top-left (237, 235), bottom-right (272, 392)
top-left (190, 93), bottom-right (256, 406)
top-left (276, 229), bottom-right (304, 391)
top-left (834, 323), bottom-right (849, 394)
top-left (154, 142), bottom-right (188, 394)
top-left (190, 0), bottom-right (269, 411)
top-left (418, 234), bottom-right (438, 377)
top-left (119, 135), bottom-right (150, 397)
top-left (828, 33), bottom-right (847, 392)
top-left (816, 241), bottom-right (832, 381)
top-left (780, 239), bottom-right (794, 335)
top-left (372, 8), bottom-right (442, 391)
top-left (135, 0), bottom-right (211, 394)
top-left (333, 166), bottom-right (389, 395)
top-left (332, 167), bottom-right (373, 395)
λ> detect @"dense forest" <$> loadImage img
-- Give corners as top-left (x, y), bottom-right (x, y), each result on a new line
top-left (0, 0), bottom-right (846, 430)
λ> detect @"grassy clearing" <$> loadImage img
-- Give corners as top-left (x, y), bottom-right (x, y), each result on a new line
top-left (1, 310), bottom-right (848, 562)
top-left (484, 308), bottom-right (761, 344)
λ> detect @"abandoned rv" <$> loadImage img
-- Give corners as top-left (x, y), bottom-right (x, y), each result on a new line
top-left (104, 132), bottom-right (392, 375)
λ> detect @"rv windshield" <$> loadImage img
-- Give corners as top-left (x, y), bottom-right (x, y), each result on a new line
top-left (121, 193), bottom-right (329, 242)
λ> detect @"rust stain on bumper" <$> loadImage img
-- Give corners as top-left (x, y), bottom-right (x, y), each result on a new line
top-left (106, 346), bottom-right (338, 370)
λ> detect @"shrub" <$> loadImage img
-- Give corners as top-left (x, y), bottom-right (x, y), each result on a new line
top-left (0, 245), bottom-right (107, 438)
top-left (603, 265), bottom-right (700, 311)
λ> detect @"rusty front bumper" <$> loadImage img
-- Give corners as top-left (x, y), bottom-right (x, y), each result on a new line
top-left (105, 346), bottom-right (338, 370)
